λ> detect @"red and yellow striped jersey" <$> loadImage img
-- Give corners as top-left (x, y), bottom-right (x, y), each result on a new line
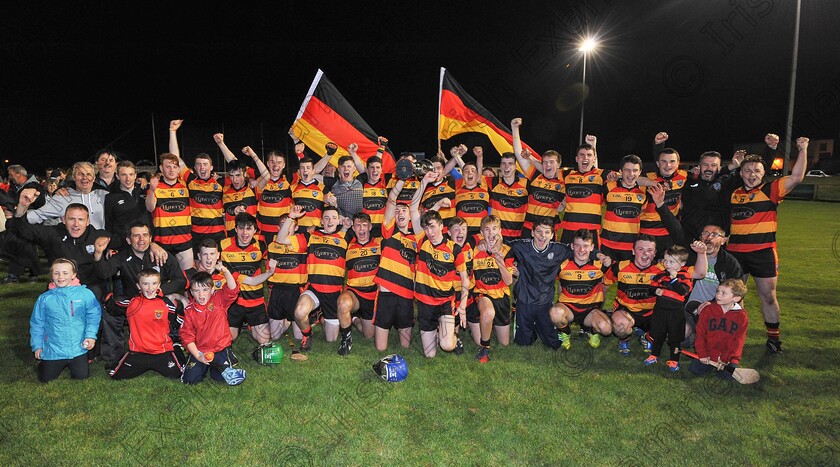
top-left (361, 176), bottom-right (388, 233)
top-left (346, 237), bottom-right (382, 300)
top-left (223, 182), bottom-right (258, 234)
top-left (600, 182), bottom-right (647, 253)
top-left (220, 237), bottom-right (267, 307)
top-left (291, 179), bottom-right (325, 228)
top-left (604, 260), bottom-right (664, 315)
top-left (414, 237), bottom-right (468, 306)
top-left (374, 219), bottom-right (419, 299)
top-left (387, 176), bottom-right (421, 204)
top-left (639, 170), bottom-right (687, 237)
top-left (557, 258), bottom-right (608, 308)
top-left (651, 267), bottom-right (693, 302)
top-left (267, 240), bottom-right (307, 286)
top-left (455, 179), bottom-right (490, 235)
top-left (150, 179), bottom-right (192, 246)
top-left (560, 168), bottom-right (606, 233)
top-left (421, 179), bottom-right (456, 220)
top-left (185, 171), bottom-right (225, 236)
top-left (524, 173), bottom-right (565, 230)
top-left (728, 178), bottom-right (786, 253)
top-left (290, 229), bottom-right (347, 294)
top-left (487, 175), bottom-right (529, 238)
top-left (472, 245), bottom-right (515, 299)
top-left (257, 176), bottom-right (293, 234)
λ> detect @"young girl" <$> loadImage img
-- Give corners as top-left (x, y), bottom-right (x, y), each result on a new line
top-left (29, 258), bottom-right (101, 383)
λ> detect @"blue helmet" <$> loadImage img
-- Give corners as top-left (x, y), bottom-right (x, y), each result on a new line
top-left (373, 354), bottom-right (408, 382)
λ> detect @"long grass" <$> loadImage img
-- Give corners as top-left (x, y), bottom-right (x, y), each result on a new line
top-left (1, 200), bottom-right (838, 466)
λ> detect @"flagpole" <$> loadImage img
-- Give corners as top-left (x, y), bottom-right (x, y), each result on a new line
top-left (151, 113), bottom-right (158, 166)
top-left (438, 67), bottom-right (446, 153)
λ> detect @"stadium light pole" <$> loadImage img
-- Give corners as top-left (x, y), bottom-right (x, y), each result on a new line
top-left (578, 38), bottom-right (598, 145)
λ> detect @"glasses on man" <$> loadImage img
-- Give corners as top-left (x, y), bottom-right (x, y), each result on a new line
top-left (700, 231), bottom-right (723, 239)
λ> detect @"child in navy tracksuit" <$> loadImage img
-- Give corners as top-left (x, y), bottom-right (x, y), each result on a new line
top-left (29, 258), bottom-right (101, 383)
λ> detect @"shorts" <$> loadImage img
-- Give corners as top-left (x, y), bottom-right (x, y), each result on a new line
top-left (347, 289), bottom-right (376, 321)
top-left (301, 288), bottom-right (340, 321)
top-left (227, 302), bottom-right (269, 328)
top-left (462, 294), bottom-right (479, 324)
top-left (191, 231), bottom-right (226, 253)
top-left (565, 302), bottom-right (602, 327)
top-left (267, 284), bottom-right (303, 321)
top-left (373, 291), bottom-right (415, 330)
top-left (729, 247), bottom-right (778, 278)
top-left (476, 294), bottom-right (512, 326)
top-left (161, 240), bottom-right (193, 255)
top-left (416, 300), bottom-right (454, 332)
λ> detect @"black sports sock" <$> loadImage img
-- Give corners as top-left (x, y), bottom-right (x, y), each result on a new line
top-left (479, 339), bottom-right (491, 348)
top-left (340, 325), bottom-right (351, 338)
top-left (559, 325), bottom-right (571, 335)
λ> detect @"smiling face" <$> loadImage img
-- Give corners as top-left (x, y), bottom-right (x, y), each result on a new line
top-left (235, 223), bottom-right (256, 245)
top-left (137, 275), bottom-right (161, 300)
top-left (267, 154), bottom-right (285, 180)
top-left (657, 152), bottom-right (679, 178)
top-left (51, 262), bottom-right (77, 288)
top-left (74, 165), bottom-right (96, 194)
top-left (621, 161), bottom-right (641, 187)
top-left (118, 166), bottom-right (136, 191)
top-left (699, 155), bottom-right (721, 182)
top-left (194, 157), bottom-right (214, 180)
top-left (500, 157), bottom-right (516, 179)
top-left (449, 222), bottom-right (468, 246)
top-left (576, 148), bottom-right (596, 172)
top-left (96, 152), bottom-right (116, 176)
top-left (462, 164), bottom-right (478, 187)
top-left (339, 160), bottom-right (356, 182)
top-left (321, 209), bottom-right (340, 234)
top-left (128, 226), bottom-right (151, 254)
top-left (632, 239), bottom-right (656, 269)
top-left (394, 204), bottom-right (410, 230)
top-left (740, 161), bottom-right (765, 190)
top-left (366, 161), bottom-right (382, 183)
top-left (542, 154), bottom-right (560, 178)
top-left (531, 224), bottom-right (553, 250)
top-left (572, 237), bottom-right (594, 263)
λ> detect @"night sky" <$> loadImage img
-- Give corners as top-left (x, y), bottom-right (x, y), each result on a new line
top-left (2, 1), bottom-right (839, 174)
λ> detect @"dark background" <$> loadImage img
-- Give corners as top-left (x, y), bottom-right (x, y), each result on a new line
top-left (2, 1), bottom-right (839, 174)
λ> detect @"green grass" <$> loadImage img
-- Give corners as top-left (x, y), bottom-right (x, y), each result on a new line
top-left (1, 200), bottom-right (839, 466)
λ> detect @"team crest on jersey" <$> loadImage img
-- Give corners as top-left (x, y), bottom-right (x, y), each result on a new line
top-left (479, 193), bottom-right (485, 198)
top-left (371, 248), bottom-right (378, 254)
top-left (312, 191), bottom-right (319, 197)
top-left (411, 242), bottom-right (417, 249)
top-left (86, 245), bottom-right (95, 254)
top-left (155, 310), bottom-right (163, 319)
top-left (556, 184), bottom-right (562, 190)
top-left (547, 252), bottom-right (554, 260)
top-left (251, 252), bottom-right (258, 260)
top-left (208, 303), bottom-right (214, 311)
top-left (215, 280), bottom-right (223, 289)
top-left (588, 271), bottom-right (597, 279)
top-left (517, 189), bottom-right (524, 195)
top-left (333, 238), bottom-right (341, 245)
top-left (214, 184), bottom-right (220, 190)
top-left (588, 176), bottom-right (595, 182)
top-left (443, 252), bottom-right (451, 260)
top-left (439, 186), bottom-right (445, 192)
top-left (637, 194), bottom-right (644, 201)
top-left (179, 189), bottom-right (185, 195)
top-left (380, 189), bottom-right (386, 195)
top-left (749, 193), bottom-right (755, 200)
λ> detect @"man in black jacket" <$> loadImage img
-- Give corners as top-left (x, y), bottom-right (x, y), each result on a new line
top-left (649, 184), bottom-right (743, 348)
top-left (104, 161), bottom-right (150, 251)
top-left (93, 221), bottom-right (187, 368)
top-left (1, 165), bottom-right (45, 283)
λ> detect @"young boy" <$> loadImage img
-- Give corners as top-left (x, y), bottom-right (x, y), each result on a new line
top-left (180, 265), bottom-right (242, 384)
top-left (690, 279), bottom-right (749, 380)
top-left (645, 244), bottom-right (707, 371)
top-left (110, 269), bottom-right (184, 379)
top-left (30, 258), bottom-right (101, 383)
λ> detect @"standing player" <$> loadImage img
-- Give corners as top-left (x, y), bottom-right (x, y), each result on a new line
top-left (219, 213), bottom-right (272, 345)
top-left (511, 118), bottom-right (565, 236)
top-left (486, 152), bottom-right (529, 239)
top-left (559, 143), bottom-right (606, 245)
top-left (372, 180), bottom-right (422, 352)
top-left (600, 154), bottom-right (646, 262)
top-left (265, 214), bottom-right (308, 341)
top-left (549, 229), bottom-right (613, 349)
top-left (726, 137), bottom-right (809, 353)
top-left (213, 132), bottom-right (271, 237)
top-left (291, 156), bottom-right (335, 231)
top-left (277, 205), bottom-right (348, 352)
top-left (335, 213), bottom-right (381, 355)
top-left (472, 215), bottom-right (515, 363)
top-left (349, 141), bottom-right (389, 237)
top-left (454, 156), bottom-right (490, 237)
top-left (254, 149), bottom-right (294, 245)
top-left (420, 152), bottom-right (460, 222)
top-left (146, 153), bottom-right (194, 271)
top-left (639, 138), bottom-right (688, 256)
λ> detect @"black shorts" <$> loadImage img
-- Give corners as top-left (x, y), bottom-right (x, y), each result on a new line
top-left (729, 247), bottom-right (778, 278)
top-left (347, 289), bottom-right (376, 321)
top-left (373, 291), bottom-right (415, 330)
top-left (228, 302), bottom-right (269, 328)
top-left (615, 307), bottom-right (653, 332)
top-left (476, 294), bottom-right (512, 326)
top-left (462, 294), bottom-right (479, 324)
top-left (161, 241), bottom-right (193, 255)
top-left (416, 300), bottom-right (454, 332)
top-left (268, 284), bottom-right (302, 321)
top-left (565, 302), bottom-right (602, 327)
top-left (303, 288), bottom-right (340, 321)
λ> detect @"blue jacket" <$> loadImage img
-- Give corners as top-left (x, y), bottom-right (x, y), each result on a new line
top-left (30, 285), bottom-right (101, 360)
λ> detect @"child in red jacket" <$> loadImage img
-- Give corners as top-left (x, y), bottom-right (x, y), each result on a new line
top-left (110, 269), bottom-right (183, 380)
top-left (690, 278), bottom-right (749, 380)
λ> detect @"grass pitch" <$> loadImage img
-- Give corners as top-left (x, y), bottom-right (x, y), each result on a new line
top-left (1, 200), bottom-right (838, 466)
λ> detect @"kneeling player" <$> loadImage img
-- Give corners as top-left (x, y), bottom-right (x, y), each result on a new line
top-left (111, 269), bottom-right (184, 379)
top-left (277, 205), bottom-right (348, 353)
top-left (336, 213), bottom-right (381, 356)
top-left (472, 215), bottom-right (515, 363)
top-left (549, 229), bottom-right (613, 349)
top-left (180, 267), bottom-right (242, 384)
top-left (415, 211), bottom-right (471, 358)
top-left (266, 214), bottom-right (308, 341)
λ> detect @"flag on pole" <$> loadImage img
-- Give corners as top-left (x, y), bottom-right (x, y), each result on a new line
top-left (438, 67), bottom-right (540, 161)
top-left (290, 69), bottom-right (395, 172)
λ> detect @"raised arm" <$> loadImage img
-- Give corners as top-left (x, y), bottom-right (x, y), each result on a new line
top-left (145, 176), bottom-right (159, 213)
top-left (511, 118), bottom-right (535, 174)
top-left (383, 179), bottom-right (404, 225)
top-left (690, 241), bottom-right (708, 279)
top-left (276, 206), bottom-right (304, 245)
top-left (474, 146), bottom-right (484, 175)
top-left (213, 133), bottom-right (238, 163)
top-left (347, 143), bottom-right (366, 173)
top-left (783, 137), bottom-right (809, 193)
top-left (169, 119), bottom-right (186, 171)
top-left (242, 146), bottom-right (269, 181)
top-left (313, 142), bottom-right (338, 175)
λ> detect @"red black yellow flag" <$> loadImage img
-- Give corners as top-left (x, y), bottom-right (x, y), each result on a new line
top-left (290, 69), bottom-right (395, 172)
top-left (438, 67), bottom-right (539, 160)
